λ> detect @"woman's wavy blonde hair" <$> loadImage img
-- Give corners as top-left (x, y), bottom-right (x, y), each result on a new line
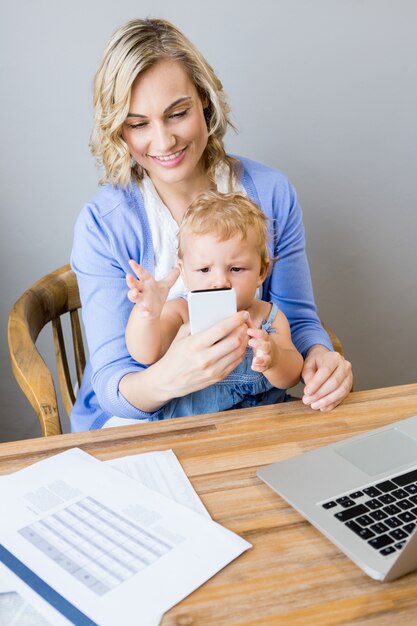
top-left (91, 18), bottom-right (237, 187)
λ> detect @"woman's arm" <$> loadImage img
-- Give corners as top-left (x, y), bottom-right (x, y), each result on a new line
top-left (120, 311), bottom-right (250, 412)
top-left (247, 311), bottom-right (303, 389)
top-left (241, 158), bottom-right (353, 409)
top-left (268, 183), bottom-right (352, 407)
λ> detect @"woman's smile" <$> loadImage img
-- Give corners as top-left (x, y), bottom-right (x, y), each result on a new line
top-left (148, 147), bottom-right (188, 167)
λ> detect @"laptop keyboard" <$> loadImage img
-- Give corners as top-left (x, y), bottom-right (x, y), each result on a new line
top-left (321, 467), bottom-right (417, 557)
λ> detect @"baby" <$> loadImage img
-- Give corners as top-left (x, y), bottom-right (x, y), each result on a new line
top-left (125, 191), bottom-right (303, 418)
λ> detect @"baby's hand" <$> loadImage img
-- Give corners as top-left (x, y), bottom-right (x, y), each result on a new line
top-left (126, 260), bottom-right (179, 319)
top-left (247, 325), bottom-right (273, 373)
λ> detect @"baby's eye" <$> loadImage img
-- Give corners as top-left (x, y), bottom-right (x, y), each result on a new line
top-left (231, 267), bottom-right (244, 272)
top-left (198, 267), bottom-right (210, 273)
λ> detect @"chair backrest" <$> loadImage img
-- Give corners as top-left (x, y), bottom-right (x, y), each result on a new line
top-left (8, 264), bottom-right (85, 436)
top-left (322, 322), bottom-right (345, 358)
top-left (8, 264), bottom-right (345, 438)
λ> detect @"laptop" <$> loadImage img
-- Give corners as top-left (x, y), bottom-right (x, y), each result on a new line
top-left (257, 413), bottom-right (417, 581)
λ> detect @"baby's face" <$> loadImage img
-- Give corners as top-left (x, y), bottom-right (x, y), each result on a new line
top-left (179, 228), bottom-right (267, 311)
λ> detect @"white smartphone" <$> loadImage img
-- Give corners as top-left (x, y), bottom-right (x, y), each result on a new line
top-left (188, 288), bottom-right (237, 334)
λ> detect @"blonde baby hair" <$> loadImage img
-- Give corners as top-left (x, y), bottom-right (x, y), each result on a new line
top-left (178, 191), bottom-right (270, 272)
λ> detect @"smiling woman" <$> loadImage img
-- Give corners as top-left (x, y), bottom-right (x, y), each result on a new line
top-left (122, 59), bottom-right (210, 220)
top-left (70, 17), bottom-right (352, 432)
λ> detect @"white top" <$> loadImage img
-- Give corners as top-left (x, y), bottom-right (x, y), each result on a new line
top-left (140, 163), bottom-right (246, 300)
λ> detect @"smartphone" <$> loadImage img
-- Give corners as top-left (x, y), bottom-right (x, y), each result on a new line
top-left (188, 288), bottom-right (237, 334)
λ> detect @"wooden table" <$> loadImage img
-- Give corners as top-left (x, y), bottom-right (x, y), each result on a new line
top-left (2, 384), bottom-right (417, 625)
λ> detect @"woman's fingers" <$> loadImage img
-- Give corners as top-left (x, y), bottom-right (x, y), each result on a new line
top-left (302, 348), bottom-right (352, 411)
top-left (304, 357), bottom-right (349, 399)
top-left (198, 341), bottom-right (247, 381)
top-left (164, 314), bottom-right (249, 394)
top-left (197, 311), bottom-right (250, 346)
top-left (193, 317), bottom-right (248, 373)
top-left (309, 386), bottom-right (349, 412)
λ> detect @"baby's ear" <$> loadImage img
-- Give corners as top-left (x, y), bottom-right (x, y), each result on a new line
top-left (258, 259), bottom-right (270, 285)
top-left (177, 259), bottom-right (187, 283)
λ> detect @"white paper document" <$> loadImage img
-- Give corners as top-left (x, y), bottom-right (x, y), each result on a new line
top-left (0, 588), bottom-right (53, 626)
top-left (0, 448), bottom-right (250, 625)
top-left (106, 449), bottom-right (210, 518)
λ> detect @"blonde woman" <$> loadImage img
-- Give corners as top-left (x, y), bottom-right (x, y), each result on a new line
top-left (71, 18), bottom-right (352, 431)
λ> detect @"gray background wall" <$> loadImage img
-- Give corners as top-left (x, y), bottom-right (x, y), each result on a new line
top-left (1, 0), bottom-right (416, 442)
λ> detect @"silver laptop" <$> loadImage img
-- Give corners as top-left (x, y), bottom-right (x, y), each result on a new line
top-left (257, 413), bottom-right (417, 581)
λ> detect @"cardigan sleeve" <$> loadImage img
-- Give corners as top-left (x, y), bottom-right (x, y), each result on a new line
top-left (71, 200), bottom-right (157, 420)
top-left (269, 179), bottom-right (333, 356)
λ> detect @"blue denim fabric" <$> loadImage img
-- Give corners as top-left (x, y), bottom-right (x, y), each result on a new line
top-left (151, 303), bottom-right (290, 420)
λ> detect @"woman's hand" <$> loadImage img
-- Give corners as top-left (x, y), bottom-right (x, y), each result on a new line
top-left (120, 311), bottom-right (250, 412)
top-left (165, 311), bottom-right (250, 394)
top-left (301, 345), bottom-right (352, 412)
top-left (126, 260), bottom-right (179, 319)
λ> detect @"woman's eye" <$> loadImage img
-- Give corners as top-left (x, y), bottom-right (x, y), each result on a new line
top-left (169, 109), bottom-right (188, 120)
top-left (127, 121), bottom-right (148, 130)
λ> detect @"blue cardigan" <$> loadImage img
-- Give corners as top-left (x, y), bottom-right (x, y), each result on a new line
top-left (70, 156), bottom-right (332, 431)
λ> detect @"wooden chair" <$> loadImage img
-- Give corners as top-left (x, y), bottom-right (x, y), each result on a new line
top-left (8, 265), bottom-right (345, 437)
top-left (322, 322), bottom-right (344, 358)
top-left (8, 265), bottom-right (85, 436)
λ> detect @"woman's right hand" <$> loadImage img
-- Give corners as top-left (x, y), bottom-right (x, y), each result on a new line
top-left (119, 311), bottom-right (250, 412)
top-left (163, 311), bottom-right (250, 395)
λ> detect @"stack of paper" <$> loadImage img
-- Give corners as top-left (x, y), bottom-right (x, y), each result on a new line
top-left (0, 448), bottom-right (251, 625)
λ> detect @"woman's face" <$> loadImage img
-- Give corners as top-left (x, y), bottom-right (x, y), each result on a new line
top-left (123, 59), bottom-right (209, 194)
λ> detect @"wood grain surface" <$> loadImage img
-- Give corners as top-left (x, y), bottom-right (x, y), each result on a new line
top-left (2, 384), bottom-right (417, 625)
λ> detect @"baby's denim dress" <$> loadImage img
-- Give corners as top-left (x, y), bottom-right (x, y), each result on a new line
top-left (152, 303), bottom-right (290, 420)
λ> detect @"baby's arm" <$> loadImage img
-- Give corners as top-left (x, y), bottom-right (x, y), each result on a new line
top-left (125, 261), bottom-right (185, 364)
top-left (247, 311), bottom-right (303, 389)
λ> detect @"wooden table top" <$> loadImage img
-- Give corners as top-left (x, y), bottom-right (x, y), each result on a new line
top-left (2, 383), bottom-right (417, 625)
